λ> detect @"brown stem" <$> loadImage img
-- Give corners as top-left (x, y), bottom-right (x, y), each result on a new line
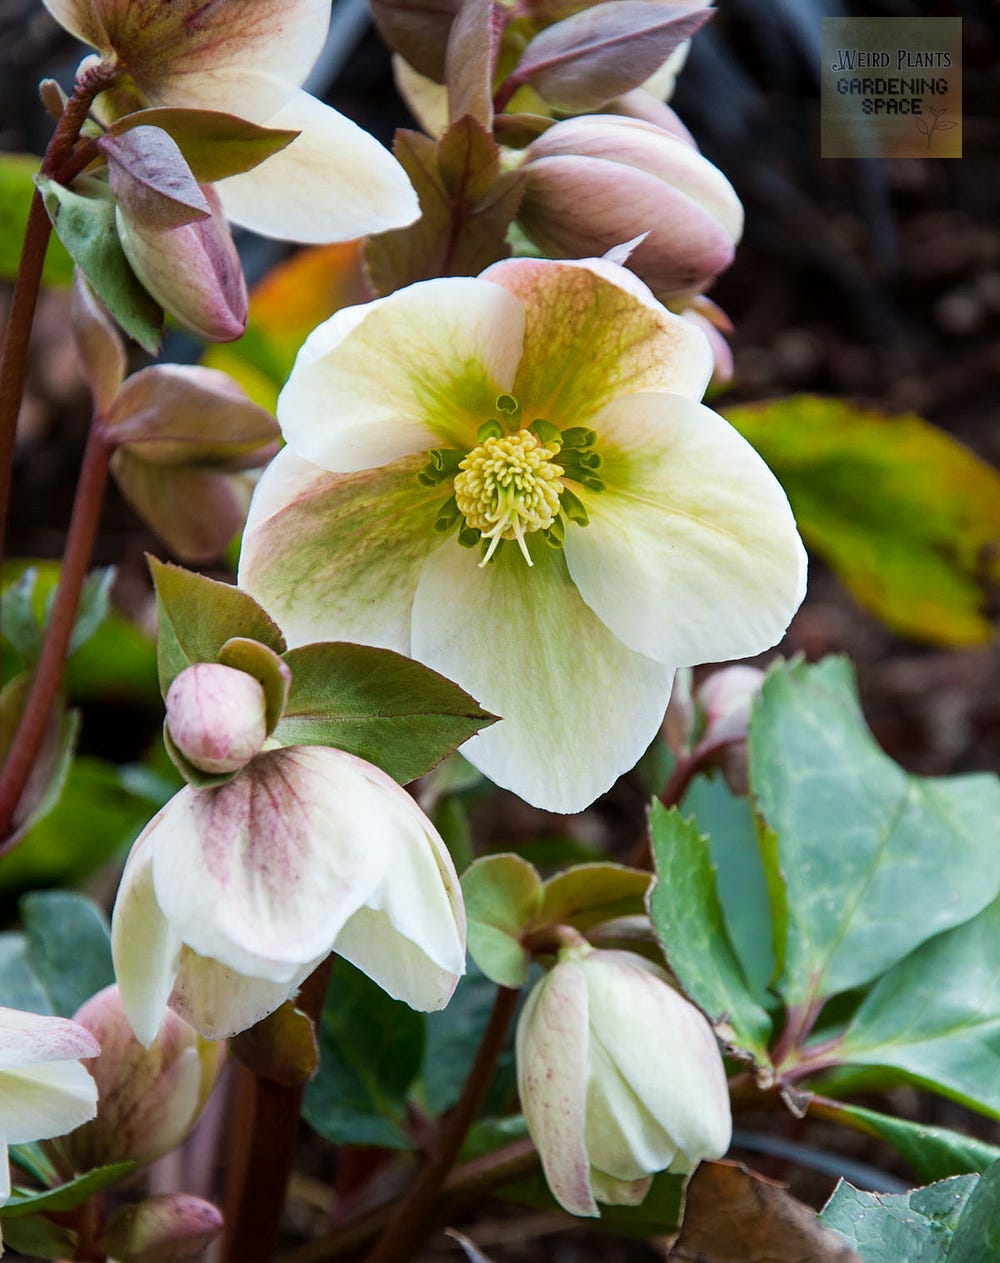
top-left (770, 995), bottom-right (825, 1071)
top-left (221, 957), bottom-right (335, 1263)
top-left (362, 985), bottom-right (522, 1263)
top-left (0, 419), bottom-right (113, 846)
top-left (0, 60), bottom-right (117, 560)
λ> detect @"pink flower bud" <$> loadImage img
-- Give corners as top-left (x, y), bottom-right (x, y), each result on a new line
top-left (116, 184), bottom-right (248, 342)
top-left (696, 665), bottom-right (765, 749)
top-left (99, 1194), bottom-right (223, 1263)
top-left (518, 115), bottom-right (743, 301)
top-left (59, 985), bottom-right (223, 1170)
top-left (165, 663), bottom-right (268, 775)
top-left (516, 947), bottom-right (731, 1217)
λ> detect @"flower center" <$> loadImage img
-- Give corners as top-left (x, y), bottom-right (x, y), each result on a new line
top-left (454, 431), bottom-right (563, 567)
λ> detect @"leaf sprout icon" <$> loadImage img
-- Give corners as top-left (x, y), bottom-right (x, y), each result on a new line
top-left (916, 105), bottom-right (958, 151)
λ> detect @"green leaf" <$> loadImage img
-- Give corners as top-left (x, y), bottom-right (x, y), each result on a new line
top-left (820, 1104), bottom-right (1000, 1184)
top-left (218, 637), bottom-right (290, 735)
top-left (1, 565), bottom-right (115, 663)
top-left (272, 642), bottom-right (494, 784)
top-left (647, 803), bottom-right (772, 1061)
top-left (0, 676), bottom-right (80, 844)
top-left (36, 174), bottom-right (163, 352)
top-left (422, 960), bottom-right (519, 1116)
top-left (462, 854), bottom-right (542, 987)
top-left (0, 934), bottom-right (52, 1014)
top-left (750, 658), bottom-right (1000, 1009)
top-left (67, 567), bottom-right (116, 656)
top-left (0, 757), bottom-right (170, 893)
top-left (302, 957), bottom-right (424, 1149)
top-left (680, 773), bottom-right (775, 997)
top-left (364, 120), bottom-right (524, 297)
top-left (498, 1167), bottom-right (686, 1236)
top-left (724, 396), bottom-right (1000, 646)
top-left (109, 108), bottom-right (299, 182)
top-left (820, 1174), bottom-right (977, 1261)
top-left (0, 154), bottom-right (73, 286)
top-left (947, 1159), bottom-right (1000, 1261)
top-left (2, 568), bottom-right (44, 659)
top-left (0, 1214), bottom-right (76, 1259)
top-left (20, 891), bottom-right (114, 1018)
top-left (2, 1163), bottom-right (135, 1218)
top-left (836, 896), bottom-right (1000, 1118)
top-left (148, 558), bottom-right (285, 695)
top-left (230, 998), bottom-right (319, 1088)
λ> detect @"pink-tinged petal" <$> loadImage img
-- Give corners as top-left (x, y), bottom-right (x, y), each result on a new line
top-left (276, 277), bottom-right (524, 472)
top-left (481, 257), bottom-right (712, 427)
top-left (334, 765), bottom-right (465, 1010)
top-left (91, 1), bottom-right (332, 119)
top-left (168, 948), bottom-right (321, 1041)
top-left (0, 1058), bottom-right (98, 1145)
top-left (517, 963), bottom-right (597, 1217)
top-left (239, 450), bottom-right (444, 653)
top-left (565, 393), bottom-right (807, 667)
top-left (41, 0), bottom-right (107, 48)
top-left (150, 748), bottom-right (393, 979)
top-left (216, 90), bottom-right (420, 243)
top-left (410, 538), bottom-right (674, 813)
top-left (111, 831), bottom-right (183, 1048)
top-left (0, 1008), bottom-right (99, 1068)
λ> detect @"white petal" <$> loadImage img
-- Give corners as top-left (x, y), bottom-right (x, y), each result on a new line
top-left (517, 964), bottom-right (597, 1218)
top-left (333, 767), bottom-right (466, 1010)
top-left (168, 949), bottom-right (321, 1041)
top-left (151, 749), bottom-right (392, 979)
top-left (111, 832), bottom-right (183, 1048)
top-left (41, 0), bottom-right (106, 47)
top-left (0, 1059), bottom-right (98, 1144)
top-left (585, 1037), bottom-right (676, 1180)
top-left (216, 90), bottom-right (419, 243)
top-left (411, 539), bottom-right (674, 813)
top-left (565, 393), bottom-right (807, 666)
top-left (239, 451), bottom-right (442, 653)
top-left (275, 277), bottom-right (524, 472)
top-left (0, 1009), bottom-right (98, 1068)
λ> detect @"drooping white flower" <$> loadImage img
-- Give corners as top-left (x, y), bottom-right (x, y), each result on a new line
top-left (43, 0), bottom-right (419, 242)
top-left (239, 256), bottom-right (806, 812)
top-left (0, 1008), bottom-right (99, 1205)
top-left (111, 746), bottom-right (466, 1045)
top-left (516, 948), bottom-right (731, 1216)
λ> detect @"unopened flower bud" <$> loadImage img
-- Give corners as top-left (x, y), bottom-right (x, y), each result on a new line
top-left (518, 115), bottom-right (743, 301)
top-left (59, 985), bottom-right (223, 1170)
top-left (116, 184), bottom-right (248, 342)
top-left (516, 947), bottom-right (731, 1217)
top-left (99, 1194), bottom-right (223, 1263)
top-left (693, 664), bottom-right (765, 794)
top-left (165, 663), bottom-right (268, 775)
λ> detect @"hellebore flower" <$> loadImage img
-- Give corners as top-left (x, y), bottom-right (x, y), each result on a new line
top-left (239, 257), bottom-right (806, 812)
top-left (111, 741), bottom-right (466, 1044)
top-left (0, 1007), bottom-right (99, 1204)
top-left (44, 0), bottom-right (419, 242)
top-left (516, 948), bottom-right (731, 1216)
top-left (518, 115), bottom-right (743, 302)
top-left (57, 986), bottom-right (223, 1170)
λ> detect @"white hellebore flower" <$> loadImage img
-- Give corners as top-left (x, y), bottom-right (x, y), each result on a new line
top-left (0, 1008), bottom-right (99, 1207)
top-left (43, 0), bottom-right (419, 242)
top-left (516, 948), bottom-right (731, 1216)
top-left (239, 257), bottom-right (807, 812)
top-left (111, 746), bottom-right (466, 1045)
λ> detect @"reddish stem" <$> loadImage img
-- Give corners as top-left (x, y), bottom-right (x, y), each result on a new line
top-left (221, 958), bottom-right (335, 1263)
top-left (362, 985), bottom-right (522, 1263)
top-left (0, 419), bottom-right (113, 847)
top-left (0, 60), bottom-right (117, 559)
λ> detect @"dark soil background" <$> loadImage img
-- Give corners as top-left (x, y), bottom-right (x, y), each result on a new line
top-left (2, 0), bottom-right (998, 1258)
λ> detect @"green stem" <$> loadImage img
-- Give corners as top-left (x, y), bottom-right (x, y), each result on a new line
top-left (362, 984), bottom-right (522, 1263)
top-left (220, 957), bottom-right (335, 1263)
top-left (0, 418), bottom-right (113, 846)
top-left (0, 60), bottom-right (116, 561)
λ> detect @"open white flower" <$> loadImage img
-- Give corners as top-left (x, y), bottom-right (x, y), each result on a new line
top-left (44, 0), bottom-right (419, 242)
top-left (111, 746), bottom-right (466, 1045)
top-left (0, 1008), bottom-right (99, 1205)
top-left (516, 948), bottom-right (731, 1216)
top-left (239, 256), bottom-right (806, 811)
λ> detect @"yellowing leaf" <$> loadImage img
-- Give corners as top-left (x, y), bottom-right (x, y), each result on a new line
top-left (724, 395), bottom-right (1000, 645)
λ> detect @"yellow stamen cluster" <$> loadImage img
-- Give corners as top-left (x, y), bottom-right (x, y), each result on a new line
top-left (454, 431), bottom-right (564, 567)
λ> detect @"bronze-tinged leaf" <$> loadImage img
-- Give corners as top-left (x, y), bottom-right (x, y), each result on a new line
top-left (369, 0), bottom-right (461, 82)
top-left (229, 999), bottom-right (319, 1087)
top-left (445, 0), bottom-right (498, 128)
top-left (669, 1162), bottom-right (861, 1263)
